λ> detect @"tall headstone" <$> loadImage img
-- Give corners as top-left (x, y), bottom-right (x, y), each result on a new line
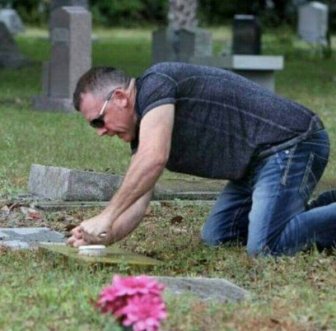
top-left (298, 2), bottom-right (328, 45)
top-left (152, 0), bottom-right (212, 63)
top-left (32, 7), bottom-right (91, 112)
top-left (0, 22), bottom-right (27, 68)
top-left (0, 8), bottom-right (25, 34)
top-left (232, 15), bottom-right (261, 55)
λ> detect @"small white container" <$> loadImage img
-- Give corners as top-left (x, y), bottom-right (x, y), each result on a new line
top-left (78, 245), bottom-right (107, 256)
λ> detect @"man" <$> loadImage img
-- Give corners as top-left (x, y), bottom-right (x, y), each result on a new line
top-left (68, 62), bottom-right (336, 256)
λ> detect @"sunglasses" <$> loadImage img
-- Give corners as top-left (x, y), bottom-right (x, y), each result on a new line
top-left (89, 89), bottom-right (116, 129)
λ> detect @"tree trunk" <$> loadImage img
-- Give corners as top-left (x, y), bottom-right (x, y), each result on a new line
top-left (168, 0), bottom-right (198, 30)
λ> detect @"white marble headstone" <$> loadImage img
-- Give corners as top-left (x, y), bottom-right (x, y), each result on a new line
top-left (298, 1), bottom-right (328, 45)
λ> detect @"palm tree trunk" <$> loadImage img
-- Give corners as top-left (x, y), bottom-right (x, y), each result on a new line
top-left (168, 0), bottom-right (198, 30)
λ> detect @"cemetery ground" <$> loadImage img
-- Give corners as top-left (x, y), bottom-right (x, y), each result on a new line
top-left (1, 26), bottom-right (336, 330)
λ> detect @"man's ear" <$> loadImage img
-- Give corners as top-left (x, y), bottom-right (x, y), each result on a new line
top-left (114, 89), bottom-right (128, 107)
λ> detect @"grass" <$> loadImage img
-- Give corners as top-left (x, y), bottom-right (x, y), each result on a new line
top-left (1, 202), bottom-right (336, 331)
top-left (1, 26), bottom-right (336, 330)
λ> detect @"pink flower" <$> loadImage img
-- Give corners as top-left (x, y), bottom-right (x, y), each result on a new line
top-left (96, 275), bottom-right (167, 331)
top-left (110, 275), bottom-right (165, 296)
top-left (122, 295), bottom-right (167, 331)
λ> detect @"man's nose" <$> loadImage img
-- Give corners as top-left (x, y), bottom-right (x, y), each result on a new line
top-left (96, 127), bottom-right (108, 136)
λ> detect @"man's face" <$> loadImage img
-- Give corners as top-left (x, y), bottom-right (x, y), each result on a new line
top-left (79, 91), bottom-right (136, 142)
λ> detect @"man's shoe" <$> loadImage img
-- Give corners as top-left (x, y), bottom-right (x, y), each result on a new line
top-left (307, 190), bottom-right (336, 210)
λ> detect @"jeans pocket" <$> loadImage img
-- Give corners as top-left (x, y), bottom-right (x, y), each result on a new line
top-left (277, 146), bottom-right (296, 186)
top-left (299, 152), bottom-right (328, 201)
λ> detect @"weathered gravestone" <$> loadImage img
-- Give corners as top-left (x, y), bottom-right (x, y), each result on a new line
top-left (28, 164), bottom-right (221, 202)
top-left (28, 164), bottom-right (122, 201)
top-left (155, 276), bottom-right (249, 302)
top-left (0, 8), bottom-right (25, 34)
top-left (152, 0), bottom-right (212, 63)
top-left (0, 21), bottom-right (27, 68)
top-left (32, 6), bottom-right (91, 112)
top-left (298, 1), bottom-right (328, 45)
top-left (232, 14), bottom-right (261, 55)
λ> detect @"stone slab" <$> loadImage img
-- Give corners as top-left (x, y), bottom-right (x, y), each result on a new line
top-left (39, 243), bottom-right (161, 266)
top-left (0, 227), bottom-right (64, 249)
top-left (190, 55), bottom-right (284, 91)
top-left (191, 55), bottom-right (284, 70)
top-left (155, 276), bottom-right (249, 302)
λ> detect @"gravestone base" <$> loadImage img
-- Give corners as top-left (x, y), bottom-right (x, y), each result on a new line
top-left (190, 55), bottom-right (284, 91)
top-left (32, 95), bottom-right (75, 113)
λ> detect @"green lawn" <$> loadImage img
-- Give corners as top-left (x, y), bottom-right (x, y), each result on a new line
top-left (1, 27), bottom-right (336, 330)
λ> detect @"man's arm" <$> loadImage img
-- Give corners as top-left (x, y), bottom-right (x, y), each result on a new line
top-left (68, 189), bottom-right (153, 246)
top-left (75, 104), bottom-right (175, 243)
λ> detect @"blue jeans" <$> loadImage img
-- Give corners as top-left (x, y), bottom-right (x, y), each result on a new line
top-left (201, 129), bottom-right (336, 256)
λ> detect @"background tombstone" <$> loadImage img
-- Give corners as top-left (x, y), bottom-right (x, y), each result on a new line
top-left (0, 22), bottom-right (28, 68)
top-left (298, 1), bottom-right (328, 45)
top-left (32, 6), bottom-right (91, 112)
top-left (232, 15), bottom-right (261, 55)
top-left (190, 12), bottom-right (284, 91)
top-left (0, 8), bottom-right (25, 34)
top-left (152, 0), bottom-right (212, 63)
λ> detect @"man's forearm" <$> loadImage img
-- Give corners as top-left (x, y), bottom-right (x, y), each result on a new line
top-left (102, 152), bottom-right (165, 223)
top-left (107, 190), bottom-right (152, 243)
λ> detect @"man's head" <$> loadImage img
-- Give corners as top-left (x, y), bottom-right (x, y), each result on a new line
top-left (73, 67), bottom-right (137, 142)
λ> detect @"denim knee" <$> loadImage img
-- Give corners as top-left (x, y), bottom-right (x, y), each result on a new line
top-left (246, 242), bottom-right (268, 257)
top-left (201, 226), bottom-right (223, 246)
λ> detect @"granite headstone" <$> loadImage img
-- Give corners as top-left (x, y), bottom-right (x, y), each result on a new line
top-left (152, 0), bottom-right (212, 63)
top-left (32, 6), bottom-right (91, 112)
top-left (232, 14), bottom-right (261, 55)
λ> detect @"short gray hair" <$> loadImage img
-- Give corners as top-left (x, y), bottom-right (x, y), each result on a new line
top-left (73, 67), bottom-right (132, 111)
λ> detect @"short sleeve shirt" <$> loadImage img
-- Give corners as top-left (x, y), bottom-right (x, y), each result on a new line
top-left (131, 62), bottom-right (322, 180)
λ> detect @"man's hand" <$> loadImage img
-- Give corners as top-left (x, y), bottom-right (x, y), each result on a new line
top-left (67, 214), bottom-right (113, 247)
